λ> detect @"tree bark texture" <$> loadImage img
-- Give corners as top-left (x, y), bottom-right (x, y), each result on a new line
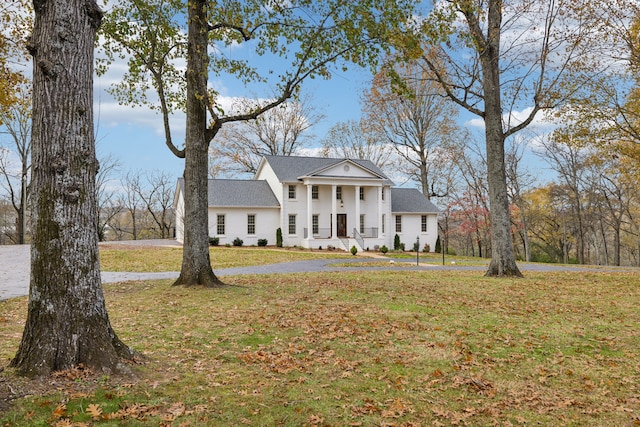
top-left (11, 0), bottom-right (133, 377)
top-left (173, 0), bottom-right (224, 287)
top-left (479, 0), bottom-right (523, 277)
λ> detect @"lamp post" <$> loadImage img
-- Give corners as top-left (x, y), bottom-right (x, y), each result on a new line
top-left (416, 235), bottom-right (420, 266)
top-left (440, 224), bottom-right (445, 266)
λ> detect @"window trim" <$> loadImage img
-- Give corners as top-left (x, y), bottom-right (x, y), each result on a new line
top-left (311, 185), bottom-right (319, 200)
top-left (421, 215), bottom-right (427, 233)
top-left (336, 186), bottom-right (342, 200)
top-left (359, 187), bottom-right (365, 201)
top-left (288, 184), bottom-right (296, 199)
top-left (395, 215), bottom-right (402, 233)
top-left (312, 214), bottom-right (319, 235)
top-left (216, 214), bottom-right (226, 236)
top-left (288, 214), bottom-right (296, 235)
top-left (247, 214), bottom-right (256, 235)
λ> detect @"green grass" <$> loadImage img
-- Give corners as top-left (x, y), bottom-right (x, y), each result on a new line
top-left (99, 246), bottom-right (349, 272)
top-left (1, 254), bottom-right (640, 426)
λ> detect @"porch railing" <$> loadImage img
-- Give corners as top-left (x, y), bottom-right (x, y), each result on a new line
top-left (303, 227), bottom-right (332, 239)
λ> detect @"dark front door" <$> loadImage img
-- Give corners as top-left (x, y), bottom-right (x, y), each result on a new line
top-left (337, 214), bottom-right (347, 237)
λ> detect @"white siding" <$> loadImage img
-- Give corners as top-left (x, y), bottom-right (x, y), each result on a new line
top-left (392, 213), bottom-right (438, 251)
top-left (208, 207), bottom-right (280, 246)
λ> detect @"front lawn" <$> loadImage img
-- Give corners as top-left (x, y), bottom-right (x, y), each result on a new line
top-left (1, 269), bottom-right (639, 426)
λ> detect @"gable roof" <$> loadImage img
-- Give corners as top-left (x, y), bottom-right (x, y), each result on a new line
top-left (177, 178), bottom-right (280, 208)
top-left (391, 188), bottom-right (439, 214)
top-left (260, 155), bottom-right (394, 185)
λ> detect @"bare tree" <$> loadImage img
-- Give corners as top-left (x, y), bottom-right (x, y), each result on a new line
top-left (363, 61), bottom-right (459, 198)
top-left (96, 153), bottom-right (121, 241)
top-left (320, 119), bottom-right (395, 171)
top-left (135, 170), bottom-right (175, 238)
top-left (215, 94), bottom-right (325, 175)
top-left (505, 136), bottom-right (536, 262)
top-left (0, 86), bottom-right (31, 244)
top-left (118, 171), bottom-right (144, 240)
top-left (536, 136), bottom-right (591, 264)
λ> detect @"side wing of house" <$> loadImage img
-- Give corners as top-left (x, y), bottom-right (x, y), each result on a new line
top-left (207, 179), bottom-right (281, 246)
top-left (391, 188), bottom-right (440, 251)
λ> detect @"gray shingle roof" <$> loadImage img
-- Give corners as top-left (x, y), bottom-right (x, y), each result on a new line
top-left (177, 178), bottom-right (280, 208)
top-left (391, 188), bottom-right (439, 214)
top-left (261, 155), bottom-right (393, 185)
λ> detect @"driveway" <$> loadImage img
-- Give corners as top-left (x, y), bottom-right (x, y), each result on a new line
top-left (1, 240), bottom-right (636, 301)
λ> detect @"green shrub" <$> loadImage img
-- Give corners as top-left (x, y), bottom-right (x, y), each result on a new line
top-left (380, 245), bottom-right (388, 254)
top-left (232, 237), bottom-right (243, 247)
top-left (350, 245), bottom-right (358, 255)
top-left (393, 234), bottom-right (401, 250)
top-left (257, 239), bottom-right (268, 247)
top-left (276, 228), bottom-right (283, 247)
top-left (209, 237), bottom-right (219, 246)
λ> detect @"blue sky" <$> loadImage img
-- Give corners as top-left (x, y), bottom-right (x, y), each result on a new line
top-left (93, 25), bottom-right (380, 182)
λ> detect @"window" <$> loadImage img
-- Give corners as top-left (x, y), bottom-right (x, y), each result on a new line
top-left (288, 185), bottom-right (296, 199)
top-left (336, 186), bottom-right (342, 200)
top-left (395, 215), bottom-right (402, 233)
top-left (382, 214), bottom-right (385, 234)
top-left (216, 214), bottom-right (225, 235)
top-left (312, 215), bottom-right (319, 235)
top-left (381, 187), bottom-right (385, 201)
top-left (421, 215), bottom-right (427, 232)
top-left (288, 214), bottom-right (296, 235)
top-left (360, 214), bottom-right (365, 234)
top-left (359, 187), bottom-right (365, 201)
top-left (247, 214), bottom-right (256, 235)
top-left (312, 185), bottom-right (319, 200)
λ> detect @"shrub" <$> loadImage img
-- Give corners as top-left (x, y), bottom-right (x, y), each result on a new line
top-left (435, 236), bottom-right (441, 253)
top-left (400, 243), bottom-right (405, 251)
top-left (276, 228), bottom-right (283, 247)
top-left (394, 234), bottom-right (401, 250)
top-left (232, 237), bottom-right (243, 247)
top-left (350, 245), bottom-right (358, 255)
top-left (257, 239), bottom-right (268, 247)
top-left (380, 245), bottom-right (388, 254)
top-left (423, 243), bottom-right (431, 253)
top-left (413, 242), bottom-right (420, 252)
top-left (209, 237), bottom-right (219, 246)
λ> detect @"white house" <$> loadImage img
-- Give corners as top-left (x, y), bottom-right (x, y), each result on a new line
top-left (174, 155), bottom-right (439, 252)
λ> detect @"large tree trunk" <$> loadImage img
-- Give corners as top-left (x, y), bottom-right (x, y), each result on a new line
top-left (173, 0), bottom-right (224, 287)
top-left (11, 0), bottom-right (133, 377)
top-left (480, 0), bottom-right (522, 277)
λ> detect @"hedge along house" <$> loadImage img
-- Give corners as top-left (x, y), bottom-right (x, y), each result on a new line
top-left (174, 155), bottom-right (440, 251)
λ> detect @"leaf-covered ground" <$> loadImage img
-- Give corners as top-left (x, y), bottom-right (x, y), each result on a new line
top-left (1, 270), bottom-right (639, 426)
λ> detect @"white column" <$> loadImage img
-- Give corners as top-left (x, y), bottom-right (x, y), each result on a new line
top-left (331, 185), bottom-right (337, 238)
top-left (307, 184), bottom-right (313, 242)
top-left (354, 185), bottom-right (360, 237)
top-left (378, 186), bottom-right (383, 238)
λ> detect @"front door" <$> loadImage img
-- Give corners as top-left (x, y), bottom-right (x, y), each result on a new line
top-left (337, 214), bottom-right (347, 237)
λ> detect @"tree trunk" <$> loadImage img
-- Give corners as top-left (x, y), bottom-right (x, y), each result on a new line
top-left (480, 0), bottom-right (522, 277)
top-left (173, 0), bottom-right (224, 287)
top-left (11, 0), bottom-right (133, 377)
